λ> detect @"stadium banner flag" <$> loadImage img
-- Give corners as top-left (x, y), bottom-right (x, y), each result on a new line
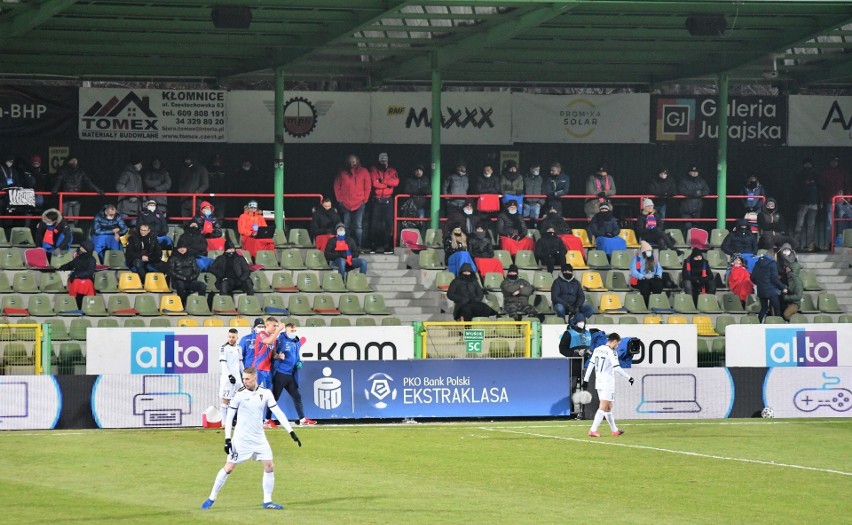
top-left (725, 323), bottom-right (852, 367)
top-left (370, 91), bottom-right (511, 145)
top-left (0, 376), bottom-right (62, 430)
top-left (293, 358), bottom-right (569, 419)
top-left (763, 367), bottom-right (852, 418)
top-left (540, 324), bottom-right (698, 367)
top-left (606, 368), bottom-right (734, 420)
top-left (511, 93), bottom-right (649, 143)
top-left (78, 88), bottom-right (226, 141)
top-left (652, 95), bottom-right (785, 144)
top-left (0, 86), bottom-right (77, 137)
top-left (226, 91), bottom-right (371, 143)
top-left (788, 95), bottom-right (852, 146)
top-left (86, 326), bottom-right (415, 374)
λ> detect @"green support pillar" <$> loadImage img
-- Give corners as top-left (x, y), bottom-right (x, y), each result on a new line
top-left (429, 60), bottom-right (442, 230)
top-left (273, 68), bottom-right (285, 231)
top-left (716, 72), bottom-right (729, 231)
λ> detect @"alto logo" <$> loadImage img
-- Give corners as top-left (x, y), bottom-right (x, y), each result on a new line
top-left (131, 332), bottom-right (208, 374)
top-left (81, 91), bottom-right (158, 131)
top-left (765, 328), bottom-right (838, 367)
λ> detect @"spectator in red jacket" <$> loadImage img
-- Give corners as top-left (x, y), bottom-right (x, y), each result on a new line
top-left (369, 152), bottom-right (399, 254)
top-left (333, 154), bottom-right (372, 246)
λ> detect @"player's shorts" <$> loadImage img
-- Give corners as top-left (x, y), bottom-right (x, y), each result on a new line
top-left (228, 437), bottom-right (273, 464)
top-left (257, 370), bottom-right (273, 390)
top-left (597, 389), bottom-right (614, 402)
top-left (220, 378), bottom-right (239, 400)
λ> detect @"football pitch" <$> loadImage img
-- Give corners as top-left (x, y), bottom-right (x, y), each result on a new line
top-left (1, 419), bottom-right (849, 524)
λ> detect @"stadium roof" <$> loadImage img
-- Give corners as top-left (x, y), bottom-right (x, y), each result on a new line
top-left (1, 0), bottom-right (851, 88)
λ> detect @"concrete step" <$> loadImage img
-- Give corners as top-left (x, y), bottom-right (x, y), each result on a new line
top-left (392, 306), bottom-right (434, 315)
top-left (813, 275), bottom-right (850, 284)
top-left (372, 276), bottom-right (419, 286)
top-left (366, 268), bottom-right (415, 277)
top-left (384, 298), bottom-right (439, 308)
top-left (372, 290), bottom-right (432, 299)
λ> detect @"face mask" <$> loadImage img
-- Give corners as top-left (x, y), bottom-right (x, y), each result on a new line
top-left (5, 161), bottom-right (12, 167)
top-left (44, 221), bottom-right (54, 227)
top-left (747, 181), bottom-right (757, 189)
top-left (507, 273), bottom-right (518, 280)
top-left (454, 231), bottom-right (462, 236)
top-left (462, 272), bottom-right (472, 278)
top-left (562, 272), bottom-right (573, 279)
top-left (147, 205), bottom-right (157, 212)
top-left (483, 173), bottom-right (491, 178)
top-left (458, 170), bottom-right (466, 175)
top-left (134, 163), bottom-right (143, 171)
top-left (645, 250), bottom-right (653, 257)
top-left (463, 208), bottom-right (473, 215)
top-left (106, 214), bottom-right (115, 220)
top-left (242, 164), bottom-right (251, 171)
top-left (202, 209), bottom-right (212, 217)
top-left (532, 170), bottom-right (540, 176)
top-left (576, 321), bottom-right (585, 330)
top-left (337, 230), bottom-right (345, 236)
top-left (153, 162), bottom-right (161, 169)
top-left (546, 231), bottom-right (555, 236)
top-left (508, 209), bottom-right (517, 215)
top-left (254, 326), bottom-right (264, 334)
top-left (782, 250), bottom-right (791, 257)
top-left (475, 231), bottom-right (486, 239)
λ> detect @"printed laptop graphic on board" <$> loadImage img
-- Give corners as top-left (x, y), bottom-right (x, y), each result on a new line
top-left (637, 374), bottom-right (702, 413)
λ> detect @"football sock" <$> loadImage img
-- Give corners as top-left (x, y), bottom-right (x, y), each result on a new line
top-left (604, 411), bottom-right (618, 432)
top-left (262, 471), bottom-right (275, 502)
top-left (209, 468), bottom-right (230, 500)
top-left (590, 409), bottom-right (605, 432)
top-left (220, 404), bottom-right (228, 425)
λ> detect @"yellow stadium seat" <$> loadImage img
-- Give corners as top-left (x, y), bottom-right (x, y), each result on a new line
top-left (203, 318), bottom-right (225, 327)
top-left (144, 272), bottom-right (171, 293)
top-left (580, 271), bottom-right (607, 291)
top-left (572, 229), bottom-right (593, 248)
top-left (643, 316), bottom-right (662, 324)
top-left (158, 295), bottom-right (186, 315)
top-left (177, 318), bottom-right (199, 327)
top-left (230, 318), bottom-right (250, 327)
top-left (565, 250), bottom-right (588, 270)
top-left (618, 229), bottom-right (640, 249)
top-left (667, 315), bottom-right (689, 324)
top-left (598, 293), bottom-right (626, 314)
top-left (693, 315), bottom-right (719, 336)
top-left (118, 272), bottom-right (144, 293)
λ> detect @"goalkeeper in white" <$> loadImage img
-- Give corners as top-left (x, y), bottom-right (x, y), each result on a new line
top-left (582, 333), bottom-right (634, 437)
top-left (202, 366), bottom-right (302, 511)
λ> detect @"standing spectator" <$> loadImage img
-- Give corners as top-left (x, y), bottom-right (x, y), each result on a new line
top-left (473, 163), bottom-right (501, 198)
top-left (742, 175), bottom-right (766, 214)
top-left (534, 226), bottom-right (567, 273)
top-left (757, 197), bottom-right (795, 250)
top-left (369, 152), bottom-right (399, 254)
top-left (115, 154), bottom-right (144, 224)
top-left (446, 199), bottom-right (483, 237)
top-left (544, 162), bottom-right (571, 214)
top-left (471, 163), bottom-right (501, 222)
top-left (24, 154), bottom-right (50, 212)
top-left (446, 263), bottom-right (497, 321)
top-left (648, 168), bottom-right (677, 222)
top-left (523, 163), bottom-right (545, 225)
top-left (143, 157), bottom-right (171, 214)
top-left (207, 154), bottom-right (228, 220)
top-left (551, 264), bottom-right (595, 321)
top-left (209, 241), bottom-right (255, 298)
top-left (0, 153), bottom-right (21, 225)
top-left (629, 241), bottom-right (663, 306)
top-left (721, 218), bottom-right (758, 258)
top-left (273, 323), bottom-right (317, 427)
top-left (52, 154), bottom-right (104, 223)
top-left (91, 203), bottom-right (127, 259)
top-left (324, 223), bottom-right (367, 279)
top-left (677, 164), bottom-right (710, 231)
top-left (235, 159), bottom-right (259, 194)
top-left (681, 248), bottom-right (716, 306)
top-left (819, 155), bottom-right (849, 249)
top-left (442, 160), bottom-right (470, 214)
top-left (793, 158), bottom-right (819, 252)
top-left (587, 201), bottom-right (625, 256)
top-left (35, 208), bottom-right (73, 261)
top-left (400, 164), bottom-right (431, 220)
top-left (751, 249), bottom-right (787, 323)
top-left (58, 240), bottom-right (97, 310)
top-left (501, 264), bottom-right (538, 321)
top-left (167, 237), bottom-right (208, 308)
top-left (178, 154), bottom-right (209, 219)
top-left (333, 154), bottom-right (371, 246)
top-left (138, 199), bottom-right (171, 248)
top-left (237, 200), bottom-right (274, 257)
top-left (190, 201), bottom-right (224, 252)
top-left (584, 165), bottom-right (616, 218)
top-left (499, 159), bottom-right (524, 197)
top-left (496, 200), bottom-right (535, 256)
top-left (777, 243), bottom-right (802, 321)
top-left (636, 198), bottom-right (676, 250)
top-left (125, 223), bottom-right (167, 282)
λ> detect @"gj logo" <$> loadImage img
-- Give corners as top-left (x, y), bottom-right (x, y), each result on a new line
top-left (662, 104), bottom-right (691, 134)
top-left (656, 98), bottom-right (696, 141)
top-left (364, 372), bottom-right (397, 409)
top-left (131, 332), bottom-right (208, 374)
top-left (765, 328), bottom-right (838, 367)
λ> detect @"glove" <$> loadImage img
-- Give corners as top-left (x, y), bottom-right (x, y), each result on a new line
top-left (228, 374), bottom-right (236, 384)
top-left (224, 438), bottom-right (232, 454)
top-left (295, 361), bottom-right (303, 369)
top-left (581, 381), bottom-right (588, 389)
top-left (597, 192), bottom-right (607, 198)
top-left (290, 431), bottom-right (302, 447)
top-left (629, 377), bottom-right (635, 386)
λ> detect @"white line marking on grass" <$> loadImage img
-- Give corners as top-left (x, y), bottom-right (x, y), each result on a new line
top-left (493, 419), bottom-right (852, 429)
top-left (11, 432), bottom-right (87, 437)
top-left (482, 427), bottom-right (852, 477)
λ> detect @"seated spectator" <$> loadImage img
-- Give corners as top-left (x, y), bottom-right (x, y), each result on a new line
top-left (310, 196), bottom-right (341, 251)
top-left (168, 237), bottom-right (208, 309)
top-left (36, 208), bottom-right (73, 261)
top-left (726, 254), bottom-right (753, 305)
top-left (742, 175), bottom-right (766, 214)
top-left (138, 199), bottom-right (171, 248)
top-left (629, 241), bottom-right (663, 306)
top-left (324, 223), bottom-right (367, 279)
top-left (551, 264), bottom-right (595, 321)
top-left (469, 224), bottom-right (502, 279)
top-left (539, 205), bottom-right (571, 234)
top-left (444, 223), bottom-right (477, 276)
top-left (587, 201), bottom-right (625, 256)
top-left (447, 199), bottom-right (483, 237)
top-left (501, 264), bottom-right (538, 321)
top-left (535, 226), bottom-right (567, 273)
top-left (180, 221), bottom-right (214, 271)
top-left (125, 223), bottom-right (167, 282)
top-left (721, 218), bottom-right (758, 270)
top-left (636, 198), bottom-right (676, 250)
top-left (446, 263), bottom-right (497, 321)
top-left (681, 248), bottom-right (716, 305)
top-left (58, 240), bottom-right (96, 310)
top-left (209, 240), bottom-right (255, 297)
top-left (190, 200), bottom-right (224, 252)
top-left (496, 200), bottom-right (535, 256)
top-left (237, 200), bottom-right (274, 257)
top-left (91, 203), bottom-right (127, 259)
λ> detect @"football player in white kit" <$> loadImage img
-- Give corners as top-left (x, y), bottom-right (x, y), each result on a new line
top-left (202, 367), bottom-right (302, 510)
top-left (218, 329), bottom-right (244, 424)
top-left (582, 333), bottom-right (634, 437)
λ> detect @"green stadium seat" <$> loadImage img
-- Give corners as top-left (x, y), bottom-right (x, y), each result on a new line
top-left (68, 319), bottom-right (91, 340)
top-left (838, 314), bottom-right (852, 323)
top-left (279, 249), bottom-right (307, 270)
top-left (50, 251), bottom-right (74, 269)
top-left (39, 272), bottom-right (66, 293)
top-left (207, 250), bottom-right (223, 260)
top-left (764, 316), bottom-right (786, 324)
top-left (151, 316), bottom-right (176, 326)
top-left (253, 250), bottom-right (280, 270)
top-left (356, 317), bottom-right (377, 326)
top-left (47, 318), bottom-right (70, 341)
top-left (134, 295), bottom-right (160, 316)
top-left (1, 249), bottom-right (26, 270)
top-left (250, 272), bottom-right (272, 293)
top-left (12, 272), bottom-right (39, 293)
top-left (345, 272), bottom-right (373, 293)
top-left (487, 340), bottom-right (512, 358)
top-left (425, 228), bottom-right (443, 249)
top-left (493, 250), bottom-right (513, 269)
top-left (843, 230), bottom-right (852, 248)
top-left (364, 294), bottom-right (390, 315)
top-left (124, 318), bottom-right (146, 328)
top-left (312, 294), bottom-right (340, 315)
top-left (710, 228), bottom-right (728, 248)
top-left (619, 316), bottom-right (638, 324)
top-left (98, 318), bottom-right (119, 328)
top-left (533, 271), bottom-right (554, 292)
top-left (57, 342), bottom-right (85, 374)
top-left (745, 294), bottom-right (760, 314)
top-left (262, 294), bottom-right (289, 315)
top-left (418, 249), bottom-right (446, 270)
top-left (665, 229), bottom-right (689, 249)
top-left (609, 250), bottom-right (631, 270)
top-left (211, 295), bottom-right (238, 315)
top-left (482, 293), bottom-right (501, 315)
top-left (104, 250), bottom-right (127, 269)
top-left (543, 316), bottom-right (564, 324)
top-left (185, 295), bottom-right (212, 316)
top-left (514, 250), bottom-right (538, 270)
top-left (800, 270), bottom-right (823, 291)
top-left (484, 273), bottom-right (504, 292)
top-left (321, 271), bottom-right (347, 292)
top-left (814, 314), bottom-right (834, 323)
top-left (706, 249), bottom-right (728, 270)
top-left (10, 227), bottom-right (35, 247)
top-left (697, 294), bottom-right (723, 313)
top-left (593, 315), bottom-right (614, 325)
top-left (271, 272), bottom-right (297, 292)
top-left (382, 317), bottom-right (402, 326)
top-left (330, 318), bottom-right (352, 327)
top-left (605, 271), bottom-right (631, 291)
top-left (1, 294), bottom-right (28, 316)
top-left (714, 315), bottom-right (737, 336)
top-left (81, 296), bottom-right (108, 316)
top-left (788, 313), bottom-right (809, 324)
top-left (648, 293), bottom-right (672, 313)
top-left (624, 293), bottom-right (649, 314)
top-left (818, 293), bottom-right (843, 313)
top-left (107, 295), bottom-right (138, 316)
top-left (169, 225), bottom-right (184, 245)
top-left (27, 294), bottom-right (54, 316)
top-left (54, 295), bottom-right (83, 316)
top-left (721, 293), bottom-right (746, 313)
top-left (435, 270), bottom-right (454, 291)
top-left (305, 249), bottom-right (331, 271)
top-left (305, 318), bottom-right (327, 327)
top-left (739, 316), bottom-right (759, 325)
top-left (338, 294), bottom-right (365, 315)
top-left (94, 271), bottom-right (119, 293)
top-left (711, 338), bottom-right (726, 365)
top-left (223, 228), bottom-right (240, 248)
top-left (288, 228), bottom-right (313, 248)
top-left (658, 249), bottom-right (681, 270)
top-left (237, 295), bottom-right (264, 316)
top-left (0, 272), bottom-right (11, 293)
top-left (296, 272), bottom-right (322, 292)
top-left (799, 294), bottom-right (819, 314)
top-left (586, 249), bottom-right (610, 270)
top-left (273, 228), bottom-right (288, 248)
top-left (0, 227), bottom-right (7, 247)
top-left (287, 294), bottom-right (314, 316)
top-left (531, 294), bottom-right (554, 315)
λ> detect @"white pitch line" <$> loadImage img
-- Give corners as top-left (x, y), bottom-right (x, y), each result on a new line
top-left (482, 427), bottom-right (852, 477)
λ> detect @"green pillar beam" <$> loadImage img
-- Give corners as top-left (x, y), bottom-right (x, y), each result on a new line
top-left (0, 0), bottom-right (80, 41)
top-left (430, 59), bottom-right (442, 231)
top-left (274, 68), bottom-right (285, 232)
top-left (716, 72), bottom-right (729, 231)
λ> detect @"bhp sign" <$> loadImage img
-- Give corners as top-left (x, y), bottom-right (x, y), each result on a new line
top-left (765, 329), bottom-right (838, 367)
top-left (131, 332), bottom-right (208, 374)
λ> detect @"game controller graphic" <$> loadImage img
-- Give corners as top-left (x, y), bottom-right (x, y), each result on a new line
top-left (792, 372), bottom-right (851, 412)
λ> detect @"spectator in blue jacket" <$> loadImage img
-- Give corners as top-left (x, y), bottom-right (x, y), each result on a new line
top-left (587, 201), bottom-right (626, 256)
top-left (272, 323), bottom-right (316, 427)
top-left (750, 249), bottom-right (787, 323)
top-left (551, 264), bottom-right (595, 321)
top-left (630, 241), bottom-right (663, 306)
top-left (91, 203), bottom-right (127, 259)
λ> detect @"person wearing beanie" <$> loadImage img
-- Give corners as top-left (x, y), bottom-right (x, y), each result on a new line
top-left (167, 237), bottom-right (208, 309)
top-left (534, 225), bottom-right (567, 273)
top-left (138, 198), bottom-right (171, 248)
top-left (551, 264), bottom-right (595, 321)
top-left (681, 248), bottom-right (716, 306)
top-left (209, 242), bottom-right (255, 298)
top-left (584, 165), bottom-right (617, 218)
top-left (636, 198), bottom-right (677, 250)
top-left (142, 156), bottom-right (171, 214)
top-left (558, 310), bottom-right (593, 418)
top-left (751, 248), bottom-right (787, 323)
top-left (442, 160), bottom-right (470, 213)
top-left (115, 154), bottom-right (144, 223)
top-left (324, 223), bottom-right (368, 279)
top-left (500, 264), bottom-right (538, 321)
top-left (445, 199), bottom-right (483, 238)
top-left (400, 164), bottom-right (431, 221)
top-left (35, 208), bottom-right (73, 261)
top-left (499, 159), bottom-right (524, 197)
top-left (238, 200), bottom-right (274, 257)
top-left (58, 240), bottom-right (97, 310)
top-left (677, 165), bottom-right (710, 231)
top-left (310, 196), bottom-right (343, 253)
top-left (757, 197), bottom-right (796, 250)
top-left (629, 240), bottom-right (663, 306)
top-left (178, 154), bottom-right (209, 219)
top-left (588, 200), bottom-right (626, 256)
top-left (497, 200), bottom-right (535, 256)
top-left (721, 218), bottom-right (758, 260)
top-left (776, 243), bottom-right (803, 320)
top-left (334, 154), bottom-right (372, 246)
top-left (469, 223), bottom-right (495, 260)
top-left (446, 263), bottom-right (497, 321)
top-left (649, 168), bottom-right (677, 221)
top-left (369, 152), bottom-right (399, 254)
top-left (742, 175), bottom-right (766, 214)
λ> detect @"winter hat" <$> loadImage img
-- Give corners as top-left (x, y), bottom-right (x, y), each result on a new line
top-left (130, 154), bottom-right (142, 165)
top-left (573, 312), bottom-right (586, 323)
top-left (642, 198), bottom-right (654, 208)
top-left (30, 155), bottom-right (42, 165)
top-left (253, 317), bottom-right (265, 328)
top-left (507, 264), bottom-right (519, 275)
top-left (504, 159), bottom-right (517, 169)
top-left (335, 223), bottom-right (345, 231)
top-left (378, 152), bottom-right (389, 162)
top-left (145, 199), bottom-right (157, 206)
top-left (690, 248), bottom-right (704, 259)
top-left (247, 200), bottom-right (258, 209)
top-left (506, 199), bottom-right (518, 208)
top-left (639, 241), bottom-right (653, 253)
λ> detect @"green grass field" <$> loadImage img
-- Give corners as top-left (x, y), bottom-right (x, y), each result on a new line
top-left (1, 419), bottom-right (850, 524)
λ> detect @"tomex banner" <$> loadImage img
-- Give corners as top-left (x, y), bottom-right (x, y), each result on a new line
top-left (0, 86), bottom-right (77, 137)
top-left (652, 96), bottom-right (785, 144)
top-left (512, 93), bottom-right (649, 143)
top-left (725, 323), bottom-right (852, 367)
top-left (370, 92), bottom-right (512, 145)
top-left (788, 95), bottom-right (852, 146)
top-left (78, 88), bottom-right (226, 141)
top-left (227, 91), bottom-right (371, 143)
top-left (541, 324), bottom-right (698, 367)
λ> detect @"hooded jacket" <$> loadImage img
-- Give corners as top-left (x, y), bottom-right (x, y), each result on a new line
top-left (468, 230), bottom-right (494, 259)
top-left (751, 255), bottom-right (786, 298)
top-left (178, 225), bottom-right (209, 257)
top-left (677, 174), bottom-right (710, 214)
top-left (310, 205), bottom-right (342, 237)
top-left (210, 250), bottom-right (252, 284)
top-left (190, 201), bottom-right (223, 238)
top-left (588, 210), bottom-right (620, 238)
top-left (551, 272), bottom-right (585, 310)
top-left (535, 231), bottom-right (567, 263)
top-left (237, 207), bottom-right (268, 238)
top-left (92, 206), bottom-right (128, 236)
top-left (682, 249), bottom-right (713, 283)
top-left (757, 198), bottom-right (787, 234)
top-left (168, 246), bottom-right (200, 282)
top-left (721, 219), bottom-right (758, 256)
top-left (52, 163), bottom-right (103, 194)
top-left (446, 263), bottom-right (485, 317)
top-left (59, 240), bottom-right (96, 281)
top-left (35, 208), bottom-right (73, 252)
